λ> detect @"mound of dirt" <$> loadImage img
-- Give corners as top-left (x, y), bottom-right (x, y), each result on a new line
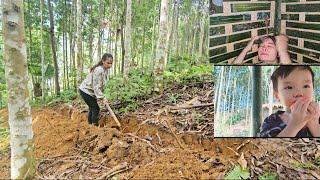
top-left (1, 104), bottom-right (320, 179)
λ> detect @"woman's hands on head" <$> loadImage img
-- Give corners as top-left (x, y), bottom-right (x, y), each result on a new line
top-left (275, 34), bottom-right (292, 64)
top-left (244, 36), bottom-right (260, 53)
top-left (275, 34), bottom-right (289, 53)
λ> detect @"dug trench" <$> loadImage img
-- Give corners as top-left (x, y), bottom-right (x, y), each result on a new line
top-left (31, 106), bottom-right (251, 179)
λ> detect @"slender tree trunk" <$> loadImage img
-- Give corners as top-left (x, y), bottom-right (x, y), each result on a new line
top-left (141, 20), bottom-right (146, 70)
top-left (167, 0), bottom-right (176, 64)
top-left (175, 2), bottom-right (180, 58)
top-left (97, 0), bottom-right (103, 61)
top-left (3, 1), bottom-right (35, 178)
top-left (154, 0), bottom-right (169, 93)
top-left (121, 25), bottom-right (125, 75)
top-left (252, 67), bottom-right (262, 136)
top-left (28, 0), bottom-right (32, 64)
top-left (75, 0), bottom-right (82, 86)
top-left (41, 0), bottom-right (45, 102)
top-left (151, 13), bottom-right (157, 69)
top-left (47, 0), bottom-right (60, 95)
top-left (215, 66), bottom-right (225, 136)
top-left (124, 0), bottom-right (132, 78)
top-left (114, 26), bottom-right (119, 76)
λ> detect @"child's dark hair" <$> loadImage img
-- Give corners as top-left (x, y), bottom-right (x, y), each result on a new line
top-left (90, 53), bottom-right (113, 72)
top-left (271, 66), bottom-right (314, 91)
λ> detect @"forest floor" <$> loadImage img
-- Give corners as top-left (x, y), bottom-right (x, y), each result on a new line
top-left (1, 79), bottom-right (320, 179)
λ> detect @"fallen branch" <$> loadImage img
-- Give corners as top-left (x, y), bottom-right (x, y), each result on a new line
top-left (164, 118), bottom-right (185, 149)
top-left (236, 140), bottom-right (251, 151)
top-left (126, 133), bottom-right (159, 152)
top-left (99, 162), bottom-right (130, 179)
top-left (226, 146), bottom-right (240, 157)
top-left (168, 103), bottom-right (214, 110)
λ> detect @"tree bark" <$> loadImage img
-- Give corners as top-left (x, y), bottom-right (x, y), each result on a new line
top-left (41, 0), bottom-right (45, 102)
top-left (97, 0), bottom-right (103, 61)
top-left (153, 0), bottom-right (169, 93)
top-left (124, 0), bottom-right (132, 78)
top-left (2, 1), bottom-right (35, 178)
top-left (47, 0), bottom-right (60, 95)
top-left (75, 0), bottom-right (83, 86)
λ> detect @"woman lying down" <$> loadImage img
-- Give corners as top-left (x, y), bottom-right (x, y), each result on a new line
top-left (230, 34), bottom-right (292, 64)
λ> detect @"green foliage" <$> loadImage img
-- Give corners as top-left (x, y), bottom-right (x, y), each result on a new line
top-left (164, 56), bottom-right (212, 84)
top-left (0, 127), bottom-right (9, 138)
top-left (165, 93), bottom-right (181, 104)
top-left (194, 113), bottom-right (204, 123)
top-left (258, 171), bottom-right (277, 180)
top-left (31, 89), bottom-right (78, 107)
top-left (226, 113), bottom-right (243, 125)
top-left (105, 69), bottom-right (154, 113)
top-left (58, 90), bottom-right (78, 102)
top-left (0, 117), bottom-right (9, 155)
top-left (225, 165), bottom-right (250, 180)
top-left (294, 162), bottom-right (314, 169)
top-left (315, 156), bottom-right (320, 167)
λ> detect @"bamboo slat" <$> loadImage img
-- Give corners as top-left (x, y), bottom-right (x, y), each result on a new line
top-left (209, 0), bottom-right (320, 64)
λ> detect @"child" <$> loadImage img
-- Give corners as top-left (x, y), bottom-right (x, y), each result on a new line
top-left (231, 35), bottom-right (292, 64)
top-left (259, 66), bottom-right (320, 137)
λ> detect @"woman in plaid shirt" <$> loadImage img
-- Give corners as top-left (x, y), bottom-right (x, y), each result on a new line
top-left (79, 53), bottom-right (113, 126)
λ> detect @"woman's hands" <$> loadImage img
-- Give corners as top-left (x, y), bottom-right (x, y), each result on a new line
top-left (243, 36), bottom-right (260, 53)
top-left (97, 98), bottom-right (109, 108)
top-left (275, 34), bottom-right (292, 64)
top-left (232, 36), bottom-right (259, 64)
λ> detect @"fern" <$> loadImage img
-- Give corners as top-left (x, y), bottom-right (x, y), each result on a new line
top-left (225, 165), bottom-right (250, 180)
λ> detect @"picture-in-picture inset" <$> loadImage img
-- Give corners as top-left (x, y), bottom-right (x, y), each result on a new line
top-left (214, 65), bottom-right (320, 137)
top-left (209, 0), bottom-right (320, 64)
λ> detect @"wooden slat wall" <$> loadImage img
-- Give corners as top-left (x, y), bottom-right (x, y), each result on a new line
top-left (281, 0), bottom-right (320, 63)
top-left (209, 0), bottom-right (276, 64)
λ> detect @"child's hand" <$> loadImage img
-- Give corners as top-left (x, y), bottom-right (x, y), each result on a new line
top-left (288, 98), bottom-right (312, 131)
top-left (306, 101), bottom-right (320, 136)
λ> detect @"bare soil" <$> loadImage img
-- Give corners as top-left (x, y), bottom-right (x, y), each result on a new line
top-left (1, 81), bottom-right (320, 179)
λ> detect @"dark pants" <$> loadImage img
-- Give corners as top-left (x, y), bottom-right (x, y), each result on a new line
top-left (79, 89), bottom-right (100, 126)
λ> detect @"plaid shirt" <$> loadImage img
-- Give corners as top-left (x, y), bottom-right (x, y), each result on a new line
top-left (259, 111), bottom-right (312, 137)
top-left (79, 66), bottom-right (108, 106)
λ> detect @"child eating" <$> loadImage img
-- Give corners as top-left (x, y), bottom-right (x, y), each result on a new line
top-left (259, 66), bottom-right (320, 137)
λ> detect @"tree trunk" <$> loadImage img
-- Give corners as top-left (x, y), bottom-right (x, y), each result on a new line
top-left (252, 66), bottom-right (262, 136)
top-left (75, 0), bottom-right (82, 86)
top-left (153, 0), bottom-right (169, 93)
top-left (2, 1), bottom-right (35, 178)
top-left (167, 0), bottom-right (176, 64)
top-left (215, 66), bottom-right (225, 135)
top-left (41, 0), bottom-right (45, 102)
top-left (114, 26), bottom-right (119, 75)
top-left (47, 0), bottom-right (60, 95)
top-left (124, 0), bottom-right (132, 78)
top-left (151, 12), bottom-right (157, 69)
top-left (121, 25), bottom-right (125, 75)
top-left (175, 1), bottom-right (180, 57)
top-left (97, 0), bottom-right (103, 61)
